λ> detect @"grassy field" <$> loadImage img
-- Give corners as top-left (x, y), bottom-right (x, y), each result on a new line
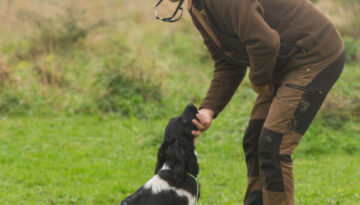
top-left (0, 0), bottom-right (360, 204)
top-left (0, 115), bottom-right (359, 205)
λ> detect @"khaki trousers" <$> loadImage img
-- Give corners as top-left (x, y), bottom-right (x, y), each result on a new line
top-left (243, 52), bottom-right (346, 205)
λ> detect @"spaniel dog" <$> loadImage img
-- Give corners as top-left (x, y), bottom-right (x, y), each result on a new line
top-left (120, 103), bottom-right (200, 205)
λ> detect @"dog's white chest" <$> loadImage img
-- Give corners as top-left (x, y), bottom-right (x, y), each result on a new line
top-left (144, 173), bottom-right (196, 205)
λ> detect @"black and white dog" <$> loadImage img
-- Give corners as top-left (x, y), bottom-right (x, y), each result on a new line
top-left (120, 103), bottom-right (200, 205)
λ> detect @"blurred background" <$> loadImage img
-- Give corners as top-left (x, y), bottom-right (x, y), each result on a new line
top-left (0, 0), bottom-right (359, 204)
top-left (0, 0), bottom-right (359, 117)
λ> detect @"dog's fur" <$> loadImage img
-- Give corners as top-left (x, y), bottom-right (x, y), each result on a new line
top-left (120, 103), bottom-right (200, 205)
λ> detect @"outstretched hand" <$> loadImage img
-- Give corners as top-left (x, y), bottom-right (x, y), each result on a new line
top-left (192, 108), bottom-right (214, 141)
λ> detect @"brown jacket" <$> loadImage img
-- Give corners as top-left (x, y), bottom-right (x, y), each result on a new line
top-left (188, 0), bottom-right (344, 116)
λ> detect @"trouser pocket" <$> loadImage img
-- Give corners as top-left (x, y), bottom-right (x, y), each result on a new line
top-left (284, 83), bottom-right (324, 95)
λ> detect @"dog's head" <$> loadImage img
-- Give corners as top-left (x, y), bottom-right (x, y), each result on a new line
top-left (155, 103), bottom-right (199, 184)
top-left (164, 103), bottom-right (198, 141)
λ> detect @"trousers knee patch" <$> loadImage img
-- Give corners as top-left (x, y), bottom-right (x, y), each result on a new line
top-left (259, 128), bottom-right (284, 192)
top-left (246, 190), bottom-right (263, 205)
top-left (243, 119), bottom-right (265, 177)
top-left (288, 90), bottom-right (325, 134)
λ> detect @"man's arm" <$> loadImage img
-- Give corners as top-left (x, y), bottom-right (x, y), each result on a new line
top-left (200, 58), bottom-right (246, 117)
top-left (191, 19), bottom-right (246, 136)
top-left (196, 25), bottom-right (247, 118)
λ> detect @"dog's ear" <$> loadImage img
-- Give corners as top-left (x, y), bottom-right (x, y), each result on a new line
top-left (172, 139), bottom-right (187, 185)
top-left (155, 141), bottom-right (167, 174)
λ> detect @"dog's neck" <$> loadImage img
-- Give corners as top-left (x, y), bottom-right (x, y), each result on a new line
top-left (161, 162), bottom-right (199, 177)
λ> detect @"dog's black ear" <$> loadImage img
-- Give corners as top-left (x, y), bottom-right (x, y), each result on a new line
top-left (172, 139), bottom-right (187, 185)
top-left (155, 141), bottom-right (167, 174)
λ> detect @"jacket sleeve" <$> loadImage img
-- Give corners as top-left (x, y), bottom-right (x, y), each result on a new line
top-left (196, 28), bottom-right (246, 118)
top-left (221, 0), bottom-right (280, 86)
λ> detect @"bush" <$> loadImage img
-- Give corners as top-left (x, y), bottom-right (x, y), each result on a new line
top-left (0, 86), bottom-right (30, 114)
top-left (344, 37), bottom-right (360, 63)
top-left (319, 94), bottom-right (360, 128)
top-left (95, 56), bottom-right (162, 117)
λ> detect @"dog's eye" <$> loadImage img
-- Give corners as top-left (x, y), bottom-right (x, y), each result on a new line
top-left (175, 116), bottom-right (188, 124)
top-left (178, 117), bottom-right (188, 123)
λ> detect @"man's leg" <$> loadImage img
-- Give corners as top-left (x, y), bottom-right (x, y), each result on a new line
top-left (243, 94), bottom-right (274, 205)
top-left (258, 52), bottom-right (346, 205)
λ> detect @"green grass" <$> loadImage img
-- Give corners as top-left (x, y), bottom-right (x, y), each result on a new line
top-left (0, 116), bottom-right (359, 205)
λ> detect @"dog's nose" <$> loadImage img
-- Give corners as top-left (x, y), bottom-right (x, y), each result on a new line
top-left (180, 103), bottom-right (198, 121)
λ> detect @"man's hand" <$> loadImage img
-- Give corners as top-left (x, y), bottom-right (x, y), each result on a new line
top-left (192, 108), bottom-right (214, 138)
top-left (251, 83), bottom-right (275, 96)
